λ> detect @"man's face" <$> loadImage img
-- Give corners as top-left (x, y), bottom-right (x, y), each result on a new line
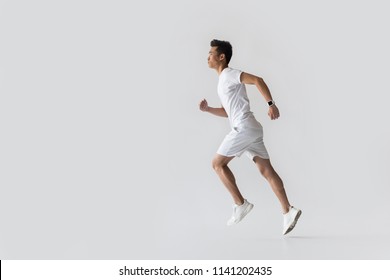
top-left (208, 46), bottom-right (223, 68)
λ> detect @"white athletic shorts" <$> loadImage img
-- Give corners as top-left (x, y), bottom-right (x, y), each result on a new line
top-left (217, 119), bottom-right (270, 160)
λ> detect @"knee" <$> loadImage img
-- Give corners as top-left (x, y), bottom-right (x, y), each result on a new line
top-left (212, 158), bottom-right (224, 172)
top-left (259, 165), bottom-right (274, 179)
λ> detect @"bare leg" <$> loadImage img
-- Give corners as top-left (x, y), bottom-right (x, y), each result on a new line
top-left (212, 154), bottom-right (244, 205)
top-left (253, 156), bottom-right (291, 213)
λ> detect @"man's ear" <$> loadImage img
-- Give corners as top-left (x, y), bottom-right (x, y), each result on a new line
top-left (219, 53), bottom-right (225, 62)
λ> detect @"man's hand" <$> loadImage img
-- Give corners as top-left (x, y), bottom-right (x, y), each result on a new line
top-left (199, 99), bottom-right (209, 112)
top-left (199, 99), bottom-right (228, 117)
top-left (268, 105), bottom-right (280, 120)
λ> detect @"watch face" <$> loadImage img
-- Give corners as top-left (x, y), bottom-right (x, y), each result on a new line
top-left (268, 101), bottom-right (274, 106)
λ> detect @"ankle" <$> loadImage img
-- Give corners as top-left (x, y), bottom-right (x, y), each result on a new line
top-left (235, 198), bottom-right (245, 206)
top-left (283, 205), bottom-right (291, 214)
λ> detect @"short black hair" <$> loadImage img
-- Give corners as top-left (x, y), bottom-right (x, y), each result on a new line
top-left (210, 39), bottom-right (233, 65)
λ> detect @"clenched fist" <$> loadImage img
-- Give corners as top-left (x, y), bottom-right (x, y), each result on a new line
top-left (199, 99), bottom-right (209, 112)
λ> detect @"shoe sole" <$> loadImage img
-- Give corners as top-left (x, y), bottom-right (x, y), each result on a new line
top-left (227, 203), bottom-right (254, 226)
top-left (284, 209), bottom-right (302, 235)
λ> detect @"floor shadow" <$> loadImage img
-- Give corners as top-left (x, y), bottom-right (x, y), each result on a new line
top-left (284, 235), bottom-right (327, 239)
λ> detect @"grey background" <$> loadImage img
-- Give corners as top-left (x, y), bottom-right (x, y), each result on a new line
top-left (1, 0), bottom-right (389, 259)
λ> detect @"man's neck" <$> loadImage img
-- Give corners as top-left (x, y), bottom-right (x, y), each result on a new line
top-left (216, 65), bottom-right (228, 75)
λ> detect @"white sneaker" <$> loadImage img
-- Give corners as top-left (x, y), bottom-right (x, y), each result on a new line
top-left (227, 199), bottom-right (254, 226)
top-left (283, 206), bottom-right (302, 235)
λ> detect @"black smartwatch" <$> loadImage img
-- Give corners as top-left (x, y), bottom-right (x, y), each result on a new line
top-left (268, 100), bottom-right (275, 107)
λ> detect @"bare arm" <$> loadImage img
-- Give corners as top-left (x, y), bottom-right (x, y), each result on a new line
top-left (199, 99), bottom-right (228, 118)
top-left (240, 72), bottom-right (280, 120)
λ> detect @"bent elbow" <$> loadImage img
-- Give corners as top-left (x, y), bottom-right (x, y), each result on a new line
top-left (256, 77), bottom-right (264, 85)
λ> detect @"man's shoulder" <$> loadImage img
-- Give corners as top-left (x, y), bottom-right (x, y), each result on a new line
top-left (222, 67), bottom-right (243, 84)
top-left (227, 67), bottom-right (242, 72)
top-left (225, 67), bottom-right (243, 77)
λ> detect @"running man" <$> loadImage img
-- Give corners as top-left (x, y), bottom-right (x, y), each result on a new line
top-left (199, 39), bottom-right (301, 235)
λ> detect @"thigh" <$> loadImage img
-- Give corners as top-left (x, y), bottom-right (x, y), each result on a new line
top-left (253, 156), bottom-right (274, 171)
top-left (212, 153), bottom-right (235, 167)
top-left (217, 129), bottom-right (253, 157)
top-left (245, 138), bottom-right (270, 161)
